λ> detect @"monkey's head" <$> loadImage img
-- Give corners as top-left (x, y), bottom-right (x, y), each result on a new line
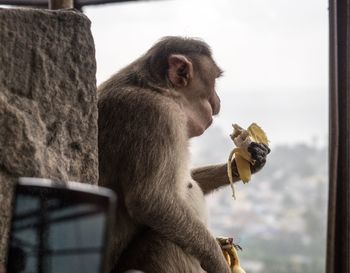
top-left (144, 37), bottom-right (223, 138)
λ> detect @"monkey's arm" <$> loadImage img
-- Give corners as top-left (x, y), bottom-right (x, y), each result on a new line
top-left (192, 142), bottom-right (270, 194)
top-left (191, 162), bottom-right (238, 195)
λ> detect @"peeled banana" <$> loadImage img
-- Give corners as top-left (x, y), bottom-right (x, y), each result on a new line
top-left (227, 123), bottom-right (269, 199)
top-left (217, 237), bottom-right (246, 273)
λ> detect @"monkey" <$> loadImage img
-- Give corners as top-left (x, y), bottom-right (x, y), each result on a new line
top-left (98, 36), bottom-right (270, 273)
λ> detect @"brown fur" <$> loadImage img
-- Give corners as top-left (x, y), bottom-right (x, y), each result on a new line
top-left (98, 37), bottom-right (232, 273)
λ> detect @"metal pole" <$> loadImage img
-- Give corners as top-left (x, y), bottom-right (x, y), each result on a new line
top-left (327, 0), bottom-right (350, 272)
top-left (49, 0), bottom-right (73, 9)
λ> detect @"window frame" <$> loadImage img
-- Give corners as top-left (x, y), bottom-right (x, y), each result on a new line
top-left (327, 0), bottom-right (350, 272)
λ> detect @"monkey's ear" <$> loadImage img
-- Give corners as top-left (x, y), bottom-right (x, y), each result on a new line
top-left (168, 54), bottom-right (193, 87)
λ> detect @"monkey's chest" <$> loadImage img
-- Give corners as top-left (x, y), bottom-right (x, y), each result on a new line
top-left (183, 179), bottom-right (208, 225)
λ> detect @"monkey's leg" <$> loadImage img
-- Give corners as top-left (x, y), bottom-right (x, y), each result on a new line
top-left (114, 229), bottom-right (206, 273)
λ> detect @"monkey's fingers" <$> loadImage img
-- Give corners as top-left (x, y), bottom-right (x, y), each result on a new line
top-left (248, 142), bottom-right (270, 159)
top-left (248, 142), bottom-right (271, 174)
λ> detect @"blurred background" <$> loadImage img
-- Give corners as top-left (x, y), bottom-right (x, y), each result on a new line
top-left (85, 0), bottom-right (328, 272)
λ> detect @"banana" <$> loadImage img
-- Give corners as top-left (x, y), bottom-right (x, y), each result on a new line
top-left (217, 237), bottom-right (246, 273)
top-left (223, 250), bottom-right (231, 266)
top-left (227, 123), bottom-right (269, 199)
top-left (227, 245), bottom-right (246, 273)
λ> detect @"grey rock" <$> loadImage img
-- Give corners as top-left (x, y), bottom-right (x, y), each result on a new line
top-left (0, 8), bottom-right (98, 262)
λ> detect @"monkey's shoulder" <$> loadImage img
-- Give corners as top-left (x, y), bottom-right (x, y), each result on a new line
top-left (98, 86), bottom-right (189, 156)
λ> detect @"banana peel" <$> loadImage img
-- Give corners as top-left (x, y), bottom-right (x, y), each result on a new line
top-left (227, 123), bottom-right (269, 199)
top-left (217, 237), bottom-right (246, 273)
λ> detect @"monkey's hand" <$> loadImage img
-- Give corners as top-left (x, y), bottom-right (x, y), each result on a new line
top-left (248, 142), bottom-right (271, 174)
top-left (227, 142), bottom-right (270, 199)
top-left (227, 123), bottom-right (269, 199)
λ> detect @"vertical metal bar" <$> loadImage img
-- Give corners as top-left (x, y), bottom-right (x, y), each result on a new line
top-left (327, 0), bottom-right (350, 272)
top-left (49, 0), bottom-right (73, 9)
top-left (327, 0), bottom-right (338, 271)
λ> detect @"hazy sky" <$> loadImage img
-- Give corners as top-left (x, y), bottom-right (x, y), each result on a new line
top-left (85, 0), bottom-right (328, 147)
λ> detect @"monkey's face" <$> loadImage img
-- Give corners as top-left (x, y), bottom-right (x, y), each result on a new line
top-left (187, 75), bottom-right (221, 137)
top-left (168, 54), bottom-right (222, 138)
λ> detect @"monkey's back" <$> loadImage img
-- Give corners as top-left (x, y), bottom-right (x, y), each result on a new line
top-left (98, 82), bottom-right (185, 190)
top-left (98, 83), bottom-right (189, 267)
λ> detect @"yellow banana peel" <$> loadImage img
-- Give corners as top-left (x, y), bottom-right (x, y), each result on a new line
top-left (227, 245), bottom-right (246, 273)
top-left (217, 237), bottom-right (246, 273)
top-left (227, 123), bottom-right (269, 199)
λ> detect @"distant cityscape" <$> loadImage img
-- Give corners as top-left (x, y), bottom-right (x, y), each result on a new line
top-left (192, 135), bottom-right (327, 273)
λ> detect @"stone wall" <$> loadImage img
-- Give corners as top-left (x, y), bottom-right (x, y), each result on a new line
top-left (0, 8), bottom-right (98, 262)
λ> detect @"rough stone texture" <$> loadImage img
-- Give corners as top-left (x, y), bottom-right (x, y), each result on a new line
top-left (0, 8), bottom-right (98, 262)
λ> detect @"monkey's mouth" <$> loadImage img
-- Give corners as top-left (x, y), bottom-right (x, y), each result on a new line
top-left (206, 104), bottom-right (215, 127)
top-left (211, 102), bottom-right (220, 116)
top-left (207, 116), bottom-right (213, 128)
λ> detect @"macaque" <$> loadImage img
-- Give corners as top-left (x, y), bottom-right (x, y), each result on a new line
top-left (98, 36), bottom-right (270, 273)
